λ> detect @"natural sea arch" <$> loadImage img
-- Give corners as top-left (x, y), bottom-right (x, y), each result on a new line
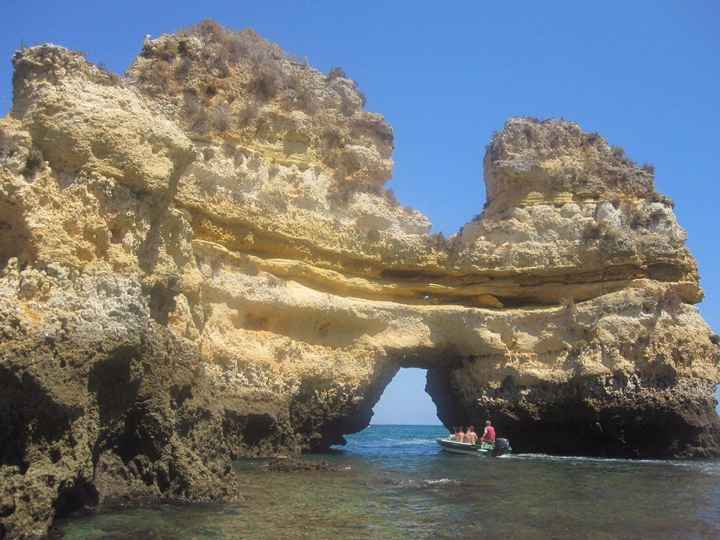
top-left (313, 352), bottom-right (482, 451)
top-left (314, 347), bottom-right (720, 458)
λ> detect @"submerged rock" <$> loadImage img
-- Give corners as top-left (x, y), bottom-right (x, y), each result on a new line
top-left (1, 19), bottom-right (719, 538)
top-left (261, 458), bottom-right (347, 472)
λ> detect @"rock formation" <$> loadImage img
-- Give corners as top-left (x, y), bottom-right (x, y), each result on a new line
top-left (1, 20), bottom-right (719, 538)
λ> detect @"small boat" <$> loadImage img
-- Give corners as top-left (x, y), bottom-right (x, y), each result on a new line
top-left (436, 437), bottom-right (512, 457)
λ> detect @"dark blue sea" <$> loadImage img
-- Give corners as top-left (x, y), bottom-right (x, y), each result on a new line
top-left (58, 425), bottom-right (720, 539)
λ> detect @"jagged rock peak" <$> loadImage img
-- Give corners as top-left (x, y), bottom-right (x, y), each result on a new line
top-left (484, 117), bottom-right (663, 214)
top-left (128, 20), bottom-right (395, 189)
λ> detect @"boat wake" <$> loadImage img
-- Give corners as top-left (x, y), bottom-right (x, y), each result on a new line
top-left (384, 438), bottom-right (439, 446)
top-left (507, 453), bottom-right (668, 465)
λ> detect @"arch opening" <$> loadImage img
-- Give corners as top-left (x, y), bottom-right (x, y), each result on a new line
top-left (315, 352), bottom-right (472, 451)
top-left (370, 368), bottom-right (442, 426)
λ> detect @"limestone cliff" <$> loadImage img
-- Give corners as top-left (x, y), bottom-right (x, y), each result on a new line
top-left (1, 20), bottom-right (719, 539)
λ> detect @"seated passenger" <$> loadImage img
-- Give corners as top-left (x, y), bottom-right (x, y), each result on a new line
top-left (465, 425), bottom-right (478, 445)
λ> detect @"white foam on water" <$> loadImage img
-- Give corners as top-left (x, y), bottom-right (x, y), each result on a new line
top-left (389, 438), bottom-right (438, 446)
top-left (422, 478), bottom-right (460, 486)
top-left (505, 453), bottom-right (697, 466)
top-left (499, 453), bottom-right (720, 476)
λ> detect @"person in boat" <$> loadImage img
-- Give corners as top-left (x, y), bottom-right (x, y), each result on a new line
top-left (465, 425), bottom-right (478, 445)
top-left (452, 427), bottom-right (465, 442)
top-left (480, 420), bottom-right (496, 445)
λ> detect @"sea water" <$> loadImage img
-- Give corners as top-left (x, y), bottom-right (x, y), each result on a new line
top-left (57, 425), bottom-right (720, 539)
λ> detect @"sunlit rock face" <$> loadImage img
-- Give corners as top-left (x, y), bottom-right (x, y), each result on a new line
top-left (1, 20), bottom-right (719, 538)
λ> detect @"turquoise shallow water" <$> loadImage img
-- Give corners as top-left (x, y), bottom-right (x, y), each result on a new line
top-left (58, 425), bottom-right (720, 539)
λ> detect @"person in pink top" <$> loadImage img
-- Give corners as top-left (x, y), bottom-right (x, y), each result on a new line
top-left (480, 420), bottom-right (496, 443)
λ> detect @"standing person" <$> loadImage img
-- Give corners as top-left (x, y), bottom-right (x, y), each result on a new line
top-left (480, 420), bottom-right (496, 444)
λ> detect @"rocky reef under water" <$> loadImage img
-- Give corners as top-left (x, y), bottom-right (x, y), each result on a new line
top-left (1, 20), bottom-right (719, 539)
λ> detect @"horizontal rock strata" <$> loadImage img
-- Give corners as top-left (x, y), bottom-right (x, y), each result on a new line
top-left (1, 20), bottom-right (719, 538)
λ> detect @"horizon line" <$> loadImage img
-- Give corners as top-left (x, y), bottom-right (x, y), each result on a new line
top-left (369, 423), bottom-right (445, 426)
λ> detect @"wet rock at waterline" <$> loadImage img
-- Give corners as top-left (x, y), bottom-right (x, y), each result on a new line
top-left (261, 458), bottom-right (349, 472)
top-left (2, 19), bottom-right (720, 539)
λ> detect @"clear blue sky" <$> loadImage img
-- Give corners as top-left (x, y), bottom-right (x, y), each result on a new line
top-left (2, 1), bottom-right (718, 425)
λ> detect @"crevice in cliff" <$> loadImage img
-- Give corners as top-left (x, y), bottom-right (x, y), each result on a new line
top-left (138, 159), bottom-right (195, 326)
top-left (88, 345), bottom-right (142, 465)
top-left (0, 199), bottom-right (33, 270)
top-left (147, 277), bottom-right (183, 325)
top-left (53, 477), bottom-right (99, 518)
top-left (138, 158), bottom-right (194, 276)
top-left (0, 364), bottom-right (82, 473)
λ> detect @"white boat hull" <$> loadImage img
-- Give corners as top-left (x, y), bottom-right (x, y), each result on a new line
top-left (436, 437), bottom-right (512, 456)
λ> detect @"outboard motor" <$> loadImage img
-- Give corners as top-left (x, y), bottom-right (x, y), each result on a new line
top-left (493, 438), bottom-right (511, 456)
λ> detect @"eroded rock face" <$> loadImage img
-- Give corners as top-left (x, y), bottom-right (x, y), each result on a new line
top-left (1, 20), bottom-right (719, 538)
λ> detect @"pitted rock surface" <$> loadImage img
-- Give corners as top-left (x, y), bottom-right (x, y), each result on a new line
top-left (1, 21), bottom-right (719, 539)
